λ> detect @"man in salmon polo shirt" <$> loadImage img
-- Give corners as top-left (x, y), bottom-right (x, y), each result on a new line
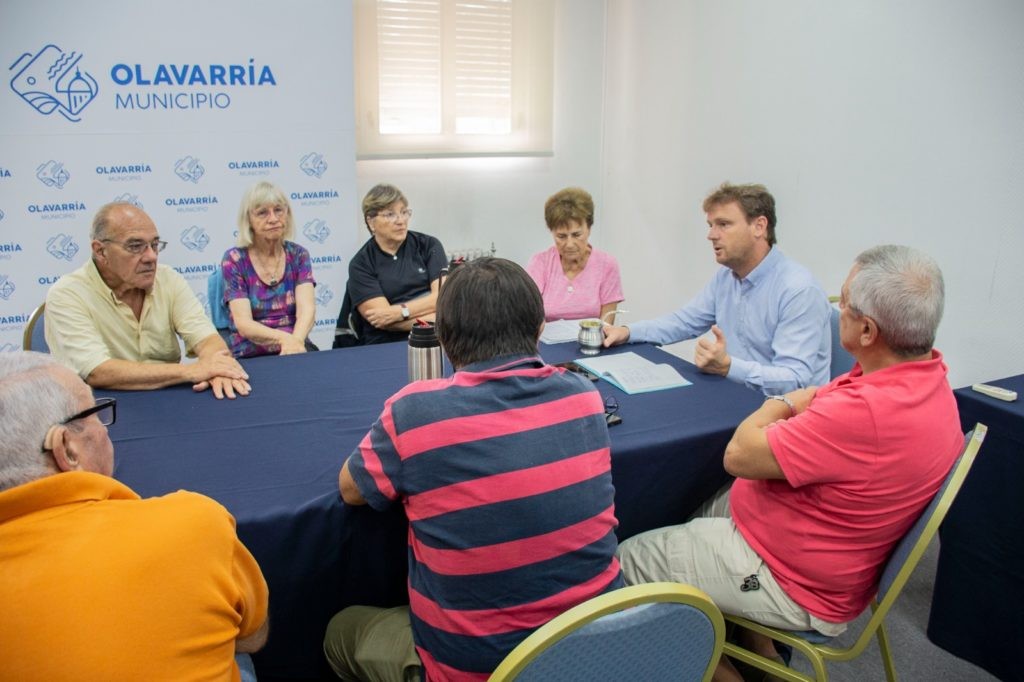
top-left (0, 352), bottom-right (268, 682)
top-left (324, 258), bottom-right (623, 681)
top-left (617, 245), bottom-right (963, 681)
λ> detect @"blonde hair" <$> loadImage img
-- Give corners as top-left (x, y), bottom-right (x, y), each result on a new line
top-left (236, 181), bottom-right (294, 247)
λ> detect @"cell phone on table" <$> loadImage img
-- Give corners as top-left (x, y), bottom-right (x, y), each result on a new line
top-left (555, 361), bottom-right (600, 382)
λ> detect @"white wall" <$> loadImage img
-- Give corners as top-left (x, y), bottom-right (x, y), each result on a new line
top-left (359, 0), bottom-right (1024, 387)
top-left (356, 0), bottom-right (607, 269)
top-left (598, 0), bottom-right (1024, 387)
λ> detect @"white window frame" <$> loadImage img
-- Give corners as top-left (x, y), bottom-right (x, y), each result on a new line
top-left (354, 0), bottom-right (553, 159)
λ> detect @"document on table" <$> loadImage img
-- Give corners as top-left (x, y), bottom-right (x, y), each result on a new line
top-left (540, 319), bottom-right (585, 344)
top-left (576, 352), bottom-right (692, 394)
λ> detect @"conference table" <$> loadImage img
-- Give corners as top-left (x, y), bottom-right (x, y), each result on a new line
top-left (927, 374), bottom-right (1024, 682)
top-left (108, 341), bottom-right (762, 680)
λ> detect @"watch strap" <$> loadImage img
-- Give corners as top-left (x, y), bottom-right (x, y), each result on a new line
top-left (765, 394), bottom-right (796, 416)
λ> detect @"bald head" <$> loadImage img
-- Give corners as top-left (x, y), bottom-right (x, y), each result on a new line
top-left (90, 202), bottom-right (161, 292)
top-left (91, 202), bottom-right (151, 241)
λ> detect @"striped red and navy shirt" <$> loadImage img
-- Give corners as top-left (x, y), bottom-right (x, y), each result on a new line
top-left (347, 354), bottom-right (623, 681)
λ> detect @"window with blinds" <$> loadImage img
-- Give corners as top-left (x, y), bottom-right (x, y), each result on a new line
top-left (354, 0), bottom-right (553, 158)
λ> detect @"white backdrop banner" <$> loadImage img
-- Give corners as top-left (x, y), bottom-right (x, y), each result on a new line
top-left (0, 0), bottom-right (356, 352)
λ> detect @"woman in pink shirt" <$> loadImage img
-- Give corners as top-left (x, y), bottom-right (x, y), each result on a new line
top-left (525, 187), bottom-right (624, 322)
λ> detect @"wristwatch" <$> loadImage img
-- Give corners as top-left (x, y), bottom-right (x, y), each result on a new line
top-left (765, 394), bottom-right (796, 416)
top-left (400, 305), bottom-right (410, 321)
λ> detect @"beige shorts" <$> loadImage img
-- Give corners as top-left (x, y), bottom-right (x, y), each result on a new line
top-left (617, 487), bottom-right (846, 637)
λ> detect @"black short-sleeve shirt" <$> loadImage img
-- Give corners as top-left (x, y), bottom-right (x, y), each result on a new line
top-left (343, 231), bottom-right (447, 345)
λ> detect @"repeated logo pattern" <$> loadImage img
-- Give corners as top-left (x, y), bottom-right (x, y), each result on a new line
top-left (46, 233), bottom-right (79, 261)
top-left (299, 152), bottom-right (327, 178)
top-left (174, 156), bottom-right (205, 183)
top-left (36, 160), bottom-right (70, 188)
top-left (0, 275), bottom-right (15, 300)
top-left (303, 218), bottom-right (330, 244)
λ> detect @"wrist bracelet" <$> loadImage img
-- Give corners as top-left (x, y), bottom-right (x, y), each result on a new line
top-left (765, 394), bottom-right (796, 416)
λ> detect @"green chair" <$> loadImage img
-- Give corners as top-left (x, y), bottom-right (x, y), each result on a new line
top-left (722, 424), bottom-right (988, 682)
top-left (489, 582), bottom-right (725, 682)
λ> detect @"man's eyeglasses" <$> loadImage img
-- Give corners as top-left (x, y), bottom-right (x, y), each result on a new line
top-left (101, 238), bottom-right (167, 255)
top-left (41, 398), bottom-right (116, 452)
top-left (63, 397), bottom-right (117, 427)
top-left (376, 209), bottom-right (412, 223)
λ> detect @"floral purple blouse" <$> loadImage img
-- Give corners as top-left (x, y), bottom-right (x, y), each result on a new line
top-left (221, 241), bottom-right (316, 358)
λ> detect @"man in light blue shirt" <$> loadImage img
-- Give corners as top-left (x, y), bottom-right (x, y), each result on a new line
top-left (603, 183), bottom-right (830, 394)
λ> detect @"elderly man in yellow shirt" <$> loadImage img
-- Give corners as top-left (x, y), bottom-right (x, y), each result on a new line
top-left (45, 201), bottom-right (250, 398)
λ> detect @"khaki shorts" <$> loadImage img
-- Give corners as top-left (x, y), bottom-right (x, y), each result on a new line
top-left (323, 605), bottom-right (422, 682)
top-left (617, 487), bottom-right (845, 637)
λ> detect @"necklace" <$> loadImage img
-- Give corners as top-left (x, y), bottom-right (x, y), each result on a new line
top-left (253, 248), bottom-right (284, 286)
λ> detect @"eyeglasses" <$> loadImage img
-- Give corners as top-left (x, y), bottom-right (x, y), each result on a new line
top-left (604, 396), bottom-right (622, 426)
top-left (101, 238), bottom-right (167, 255)
top-left (63, 397), bottom-right (117, 427)
top-left (41, 398), bottom-right (117, 452)
top-left (375, 209), bottom-right (412, 223)
top-left (251, 206), bottom-right (288, 220)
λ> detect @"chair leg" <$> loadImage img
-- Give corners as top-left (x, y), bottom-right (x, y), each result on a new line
top-left (875, 621), bottom-right (898, 682)
top-left (722, 641), bottom-right (824, 682)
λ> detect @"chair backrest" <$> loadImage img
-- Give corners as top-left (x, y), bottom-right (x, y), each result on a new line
top-left (850, 424), bottom-right (987, 652)
top-left (829, 304), bottom-right (855, 379)
top-left (206, 270), bottom-right (231, 330)
top-left (22, 303), bottom-right (48, 353)
top-left (488, 582), bottom-right (725, 682)
top-left (877, 425), bottom-right (986, 600)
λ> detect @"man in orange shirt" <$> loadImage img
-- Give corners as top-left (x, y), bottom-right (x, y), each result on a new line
top-left (0, 351), bottom-right (269, 681)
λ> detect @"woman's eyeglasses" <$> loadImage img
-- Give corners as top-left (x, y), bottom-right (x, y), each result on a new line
top-left (376, 209), bottom-right (412, 223)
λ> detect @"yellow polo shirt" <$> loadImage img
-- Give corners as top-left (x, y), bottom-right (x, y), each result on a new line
top-left (45, 260), bottom-right (217, 379)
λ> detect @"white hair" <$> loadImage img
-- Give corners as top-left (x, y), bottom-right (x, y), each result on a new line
top-left (0, 353), bottom-right (77, 491)
top-left (848, 245), bottom-right (945, 357)
top-left (236, 181), bottom-right (294, 248)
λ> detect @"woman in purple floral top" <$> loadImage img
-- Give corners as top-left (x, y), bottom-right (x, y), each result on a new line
top-left (221, 181), bottom-right (317, 358)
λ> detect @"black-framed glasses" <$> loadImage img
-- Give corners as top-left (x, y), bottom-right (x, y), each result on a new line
top-left (101, 238), bottom-right (167, 255)
top-left (41, 398), bottom-right (116, 453)
top-left (604, 396), bottom-right (622, 426)
top-left (63, 397), bottom-right (117, 427)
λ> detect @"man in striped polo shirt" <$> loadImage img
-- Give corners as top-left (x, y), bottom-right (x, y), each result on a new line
top-left (324, 258), bottom-right (623, 681)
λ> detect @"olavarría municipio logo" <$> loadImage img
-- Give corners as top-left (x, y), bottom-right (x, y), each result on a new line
top-left (9, 44), bottom-right (99, 122)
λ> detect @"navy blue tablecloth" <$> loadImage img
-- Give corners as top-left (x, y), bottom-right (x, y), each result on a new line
top-left (927, 374), bottom-right (1024, 682)
top-left (108, 342), bottom-right (761, 680)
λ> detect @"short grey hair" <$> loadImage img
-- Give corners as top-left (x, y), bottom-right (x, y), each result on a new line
top-left (91, 201), bottom-right (137, 241)
top-left (848, 245), bottom-right (945, 357)
top-left (0, 353), bottom-right (78, 491)
top-left (361, 184), bottom-right (407, 234)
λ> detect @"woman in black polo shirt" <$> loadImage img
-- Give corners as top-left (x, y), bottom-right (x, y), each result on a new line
top-left (334, 184), bottom-right (447, 347)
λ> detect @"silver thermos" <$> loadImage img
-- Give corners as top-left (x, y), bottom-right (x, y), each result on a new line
top-left (408, 322), bottom-right (443, 382)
